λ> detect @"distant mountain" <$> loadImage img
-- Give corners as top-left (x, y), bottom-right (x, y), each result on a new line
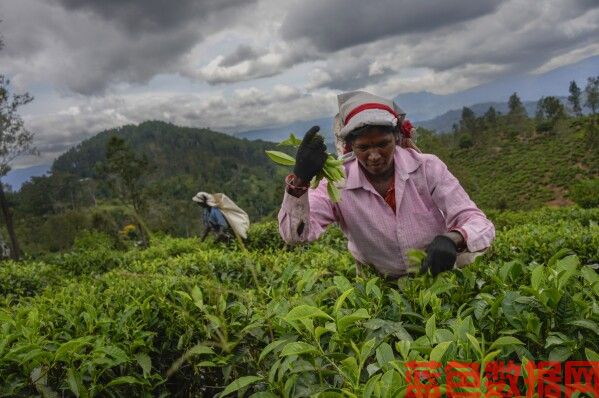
top-left (395, 55), bottom-right (599, 121)
top-left (2, 164), bottom-right (51, 191)
top-left (232, 99), bottom-right (540, 142)
top-left (416, 100), bottom-right (540, 133)
top-left (237, 117), bottom-right (334, 143)
top-left (232, 56), bottom-right (598, 143)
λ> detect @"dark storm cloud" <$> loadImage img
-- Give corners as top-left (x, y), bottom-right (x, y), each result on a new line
top-left (302, 0), bottom-right (599, 92)
top-left (67, 27), bottom-right (202, 94)
top-left (309, 58), bottom-right (395, 91)
top-left (1, 0), bottom-right (257, 94)
top-left (404, 2), bottom-right (599, 76)
top-left (219, 44), bottom-right (266, 67)
top-left (50, 0), bottom-right (251, 34)
top-left (281, 0), bottom-right (501, 52)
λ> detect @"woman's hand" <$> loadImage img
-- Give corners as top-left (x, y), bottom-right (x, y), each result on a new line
top-left (293, 126), bottom-right (327, 181)
top-left (420, 234), bottom-right (458, 276)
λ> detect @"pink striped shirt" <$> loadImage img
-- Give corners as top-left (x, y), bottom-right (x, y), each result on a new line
top-left (278, 147), bottom-right (495, 278)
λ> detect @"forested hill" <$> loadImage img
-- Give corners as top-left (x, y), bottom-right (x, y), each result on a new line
top-left (52, 120), bottom-right (279, 184)
top-left (15, 121), bottom-right (289, 252)
top-left (52, 120), bottom-right (289, 220)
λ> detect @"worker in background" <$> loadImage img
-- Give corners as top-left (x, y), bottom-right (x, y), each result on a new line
top-left (194, 193), bottom-right (231, 242)
top-left (192, 192), bottom-right (251, 245)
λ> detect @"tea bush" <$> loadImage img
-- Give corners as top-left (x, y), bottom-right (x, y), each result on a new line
top-left (0, 207), bottom-right (598, 397)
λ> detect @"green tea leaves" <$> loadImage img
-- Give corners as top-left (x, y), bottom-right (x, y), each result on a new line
top-left (278, 133), bottom-right (302, 147)
top-left (284, 305), bottom-right (333, 322)
top-left (265, 133), bottom-right (345, 202)
top-left (280, 342), bottom-right (319, 357)
top-left (265, 150), bottom-right (296, 166)
top-left (220, 376), bottom-right (263, 397)
top-left (338, 308), bottom-right (370, 334)
top-left (429, 341), bottom-right (452, 362)
top-left (489, 336), bottom-right (524, 351)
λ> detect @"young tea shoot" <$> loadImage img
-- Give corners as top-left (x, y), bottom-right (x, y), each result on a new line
top-left (265, 133), bottom-right (345, 202)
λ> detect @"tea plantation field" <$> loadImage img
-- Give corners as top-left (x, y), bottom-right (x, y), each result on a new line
top-left (1, 207), bottom-right (598, 397)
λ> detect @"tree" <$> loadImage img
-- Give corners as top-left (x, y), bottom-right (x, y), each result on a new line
top-left (483, 106), bottom-right (498, 125)
top-left (568, 80), bottom-right (582, 116)
top-left (0, 39), bottom-right (37, 260)
top-left (101, 136), bottom-right (151, 247)
top-left (460, 107), bottom-right (476, 132)
top-left (584, 76), bottom-right (599, 145)
top-left (536, 96), bottom-right (565, 120)
top-left (584, 76), bottom-right (599, 117)
top-left (508, 92), bottom-right (526, 118)
top-left (535, 96), bottom-right (565, 133)
top-left (482, 106), bottom-right (499, 131)
top-left (458, 134), bottom-right (473, 149)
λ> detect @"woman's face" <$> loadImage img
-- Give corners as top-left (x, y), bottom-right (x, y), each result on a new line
top-left (351, 127), bottom-right (397, 177)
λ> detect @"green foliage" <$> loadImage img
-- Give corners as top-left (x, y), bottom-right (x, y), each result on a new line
top-left (585, 76), bottom-right (599, 115)
top-left (100, 135), bottom-right (149, 212)
top-left (266, 133), bottom-right (345, 202)
top-left (0, 74), bottom-right (37, 260)
top-left (460, 106), bottom-right (476, 132)
top-left (458, 134), bottom-right (473, 149)
top-left (568, 80), bottom-right (582, 116)
top-left (508, 92), bottom-right (526, 119)
top-left (72, 230), bottom-right (116, 251)
top-left (0, 260), bottom-right (61, 298)
top-left (246, 220), bottom-right (286, 251)
top-left (535, 96), bottom-right (566, 133)
top-left (1, 207), bottom-right (598, 396)
top-left (569, 178), bottom-right (599, 208)
top-left (487, 206), bottom-right (599, 229)
top-left (0, 75), bottom-right (36, 177)
top-left (483, 106), bottom-right (498, 127)
top-left (18, 210), bottom-right (91, 253)
top-left (13, 205), bottom-right (136, 255)
top-left (536, 96), bottom-right (566, 121)
top-left (490, 220), bottom-right (598, 265)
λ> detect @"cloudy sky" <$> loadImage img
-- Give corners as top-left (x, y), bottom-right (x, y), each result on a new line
top-left (1, 0), bottom-right (598, 167)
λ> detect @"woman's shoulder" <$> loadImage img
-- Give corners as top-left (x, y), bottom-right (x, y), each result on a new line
top-left (401, 147), bottom-right (447, 166)
top-left (395, 147), bottom-right (448, 179)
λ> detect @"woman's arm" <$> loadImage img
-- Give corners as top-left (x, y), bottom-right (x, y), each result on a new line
top-left (425, 155), bottom-right (496, 252)
top-left (278, 175), bottom-right (338, 244)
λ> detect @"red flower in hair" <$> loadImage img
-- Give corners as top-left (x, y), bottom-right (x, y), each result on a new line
top-left (401, 119), bottom-right (414, 138)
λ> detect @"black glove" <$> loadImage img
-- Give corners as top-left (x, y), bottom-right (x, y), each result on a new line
top-left (420, 235), bottom-right (457, 276)
top-left (293, 126), bottom-right (327, 181)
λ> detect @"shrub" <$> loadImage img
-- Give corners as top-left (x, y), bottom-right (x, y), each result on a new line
top-left (73, 230), bottom-right (115, 251)
top-left (569, 178), bottom-right (599, 208)
top-left (246, 219), bottom-right (286, 251)
top-left (458, 134), bottom-right (473, 148)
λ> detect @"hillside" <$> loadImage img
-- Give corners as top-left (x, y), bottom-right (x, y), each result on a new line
top-left (417, 118), bottom-right (598, 210)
